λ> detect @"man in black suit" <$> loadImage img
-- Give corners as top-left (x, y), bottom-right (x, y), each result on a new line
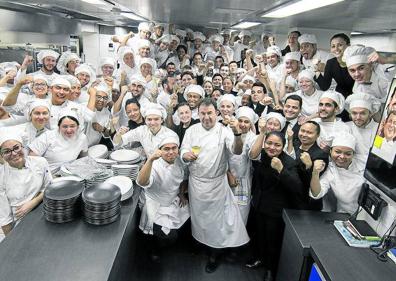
top-left (282, 94), bottom-right (302, 148)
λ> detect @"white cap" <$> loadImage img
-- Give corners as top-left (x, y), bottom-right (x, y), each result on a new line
top-left (209, 34), bottom-right (224, 44)
top-left (193, 32), bottom-right (206, 42)
top-left (138, 22), bottom-right (153, 32)
top-left (298, 34), bottom-right (317, 44)
top-left (332, 132), bottom-right (356, 151)
top-left (345, 92), bottom-right (381, 113)
top-left (241, 75), bottom-right (255, 83)
top-left (217, 94), bottom-right (237, 109)
top-left (158, 135), bottom-right (180, 148)
top-left (118, 46), bottom-right (135, 61)
top-left (156, 34), bottom-right (171, 44)
top-left (170, 35), bottom-right (180, 45)
top-left (58, 109), bottom-right (79, 122)
top-left (37, 49), bottom-right (60, 64)
top-left (285, 76), bottom-right (297, 88)
top-left (56, 52), bottom-right (80, 74)
top-left (95, 82), bottom-right (111, 96)
top-left (184, 84), bottom-right (205, 101)
top-left (141, 102), bottom-right (167, 119)
top-left (185, 28), bottom-right (194, 34)
top-left (0, 62), bottom-right (17, 74)
top-left (130, 75), bottom-right (146, 86)
top-left (284, 51), bottom-right (301, 62)
top-left (264, 112), bottom-right (286, 130)
top-left (266, 46), bottom-right (282, 57)
top-left (138, 39), bottom-right (151, 49)
top-left (100, 57), bottom-right (116, 68)
top-left (64, 75), bottom-right (80, 86)
top-left (243, 89), bottom-right (252, 96)
top-left (320, 90), bottom-right (346, 113)
top-left (239, 30), bottom-right (252, 38)
top-left (236, 106), bottom-right (259, 124)
top-left (26, 99), bottom-right (51, 121)
top-left (298, 69), bottom-right (315, 81)
top-left (51, 76), bottom-right (71, 88)
top-left (0, 129), bottom-right (23, 147)
top-left (75, 64), bottom-right (95, 79)
top-left (32, 74), bottom-right (49, 84)
top-left (342, 45), bottom-right (375, 67)
top-left (175, 29), bottom-right (187, 38)
top-left (139, 57), bottom-right (156, 70)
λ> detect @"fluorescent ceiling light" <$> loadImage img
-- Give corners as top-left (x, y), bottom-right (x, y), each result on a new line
top-left (351, 31), bottom-right (364, 35)
top-left (120, 12), bottom-right (146, 21)
top-left (81, 0), bottom-right (108, 5)
top-left (232, 22), bottom-right (261, 29)
top-left (209, 21), bottom-right (229, 25)
top-left (262, 0), bottom-right (345, 18)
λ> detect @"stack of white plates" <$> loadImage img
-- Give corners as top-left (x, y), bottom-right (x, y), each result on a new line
top-left (95, 158), bottom-right (117, 169)
top-left (52, 176), bottom-right (85, 184)
top-left (59, 166), bottom-right (73, 177)
top-left (104, 176), bottom-right (134, 201)
top-left (85, 171), bottom-right (113, 189)
top-left (111, 164), bottom-right (139, 180)
top-left (110, 149), bottom-right (141, 165)
top-left (88, 144), bottom-right (109, 159)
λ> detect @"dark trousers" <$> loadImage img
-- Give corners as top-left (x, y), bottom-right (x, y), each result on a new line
top-left (152, 223), bottom-right (179, 250)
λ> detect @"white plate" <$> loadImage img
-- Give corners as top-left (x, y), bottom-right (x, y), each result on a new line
top-left (95, 158), bottom-right (117, 165)
top-left (52, 176), bottom-right (84, 183)
top-left (112, 164), bottom-right (138, 169)
top-left (110, 150), bottom-right (140, 162)
top-left (104, 176), bottom-right (133, 201)
top-left (88, 144), bottom-right (108, 159)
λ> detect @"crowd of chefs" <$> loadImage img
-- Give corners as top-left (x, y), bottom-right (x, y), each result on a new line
top-left (0, 21), bottom-right (396, 281)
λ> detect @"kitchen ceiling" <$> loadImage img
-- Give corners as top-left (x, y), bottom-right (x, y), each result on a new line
top-left (0, 0), bottom-right (394, 34)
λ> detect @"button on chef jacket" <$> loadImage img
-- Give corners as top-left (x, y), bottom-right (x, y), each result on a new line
top-left (0, 156), bottom-right (52, 226)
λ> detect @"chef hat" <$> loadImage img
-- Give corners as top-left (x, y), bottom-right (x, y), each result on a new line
top-left (284, 51), bottom-right (301, 62)
top-left (220, 29), bottom-right (232, 35)
top-left (342, 45), bottom-right (376, 67)
top-left (261, 32), bottom-right (271, 40)
top-left (184, 84), bottom-right (205, 101)
top-left (285, 76), bottom-right (298, 88)
top-left (138, 39), bottom-right (151, 49)
top-left (243, 89), bottom-right (252, 96)
top-left (175, 29), bottom-right (187, 38)
top-left (141, 102), bottom-right (167, 119)
top-left (100, 57), bottom-right (116, 68)
top-left (242, 75), bottom-right (256, 83)
top-left (209, 34), bottom-right (224, 44)
top-left (37, 49), bottom-right (60, 64)
top-left (0, 129), bottom-right (23, 147)
top-left (298, 69), bottom-right (315, 82)
top-left (264, 112), bottom-right (287, 130)
top-left (239, 30), bottom-right (252, 38)
top-left (217, 94), bottom-right (237, 109)
top-left (157, 34), bottom-right (171, 44)
top-left (193, 32), bottom-right (206, 42)
top-left (75, 64), bottom-right (95, 79)
top-left (170, 35), bottom-right (180, 45)
top-left (51, 76), bottom-right (71, 88)
top-left (118, 46), bottom-right (135, 62)
top-left (158, 135), bottom-right (180, 148)
top-left (320, 90), bottom-right (346, 113)
top-left (236, 106), bottom-right (259, 124)
top-left (58, 109), bottom-right (79, 122)
top-left (266, 46), bottom-right (282, 57)
top-left (298, 34), bottom-right (317, 45)
top-left (139, 57), bottom-right (155, 70)
top-left (56, 52), bottom-right (80, 74)
top-left (26, 99), bottom-right (51, 121)
top-left (345, 91), bottom-right (381, 113)
top-left (138, 22), bottom-right (153, 32)
top-left (130, 75), bottom-right (147, 86)
top-left (33, 74), bottom-right (49, 84)
top-left (64, 75), bottom-right (81, 86)
top-left (0, 62), bottom-right (17, 74)
top-left (154, 22), bottom-right (165, 28)
top-left (331, 132), bottom-right (356, 151)
top-left (95, 82), bottom-right (111, 97)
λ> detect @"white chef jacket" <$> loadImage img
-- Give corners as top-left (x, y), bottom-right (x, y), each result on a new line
top-left (137, 157), bottom-right (190, 235)
top-left (3, 94), bottom-right (50, 116)
top-left (228, 130), bottom-right (257, 225)
top-left (310, 160), bottom-right (364, 214)
top-left (0, 84), bottom-right (13, 100)
top-left (180, 122), bottom-right (249, 248)
top-left (314, 118), bottom-right (351, 147)
top-left (16, 68), bottom-right (59, 85)
top-left (28, 130), bottom-right (89, 173)
top-left (114, 92), bottom-right (150, 128)
top-left (284, 89), bottom-right (324, 117)
top-left (85, 107), bottom-right (111, 147)
top-left (9, 122), bottom-right (48, 147)
top-left (0, 156), bottom-right (52, 226)
top-left (352, 68), bottom-right (391, 103)
top-left (266, 63), bottom-right (283, 83)
top-left (346, 119), bottom-right (378, 170)
top-left (49, 100), bottom-right (95, 131)
top-left (233, 42), bottom-right (249, 62)
top-left (121, 125), bottom-right (178, 157)
top-left (114, 64), bottom-right (138, 85)
top-left (0, 114), bottom-right (27, 128)
top-left (302, 50), bottom-right (334, 72)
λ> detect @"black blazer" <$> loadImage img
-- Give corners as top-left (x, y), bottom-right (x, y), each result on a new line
top-left (251, 151), bottom-right (305, 217)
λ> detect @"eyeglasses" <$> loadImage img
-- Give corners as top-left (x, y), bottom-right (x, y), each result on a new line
top-left (96, 95), bottom-right (109, 101)
top-left (33, 83), bottom-right (47, 88)
top-left (1, 144), bottom-right (23, 157)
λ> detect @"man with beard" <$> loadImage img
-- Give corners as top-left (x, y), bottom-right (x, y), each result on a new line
top-left (75, 64), bottom-right (96, 105)
top-left (17, 50), bottom-right (60, 85)
top-left (345, 92), bottom-right (381, 169)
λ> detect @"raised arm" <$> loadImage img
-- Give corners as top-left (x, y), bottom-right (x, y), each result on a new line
top-left (136, 150), bottom-right (162, 186)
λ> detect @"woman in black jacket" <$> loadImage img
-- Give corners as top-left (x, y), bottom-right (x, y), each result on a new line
top-left (248, 131), bottom-right (304, 281)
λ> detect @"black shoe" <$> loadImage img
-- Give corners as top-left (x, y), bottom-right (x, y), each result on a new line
top-left (245, 258), bottom-right (263, 268)
top-left (205, 257), bottom-right (219, 273)
top-left (263, 270), bottom-right (273, 281)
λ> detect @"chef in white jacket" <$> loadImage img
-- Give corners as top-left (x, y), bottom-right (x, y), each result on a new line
top-left (345, 92), bottom-right (381, 169)
top-left (298, 34), bottom-right (334, 73)
top-left (181, 98), bottom-right (249, 273)
top-left (0, 131), bottom-right (52, 236)
top-left (136, 135), bottom-right (189, 259)
top-left (310, 132), bottom-right (364, 214)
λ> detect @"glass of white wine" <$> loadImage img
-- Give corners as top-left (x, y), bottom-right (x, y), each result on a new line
top-left (191, 145), bottom-right (201, 155)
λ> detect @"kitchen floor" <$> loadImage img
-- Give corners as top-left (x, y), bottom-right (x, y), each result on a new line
top-left (131, 222), bottom-right (265, 281)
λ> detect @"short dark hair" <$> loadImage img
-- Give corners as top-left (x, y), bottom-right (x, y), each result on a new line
top-left (229, 61), bottom-right (238, 66)
top-left (215, 55), bottom-right (224, 62)
top-left (252, 81), bottom-right (267, 93)
top-left (220, 63), bottom-right (229, 69)
top-left (212, 73), bottom-right (223, 81)
top-left (330, 33), bottom-right (350, 45)
top-left (181, 71), bottom-right (195, 79)
top-left (58, 115), bottom-right (79, 127)
top-left (176, 102), bottom-right (190, 111)
top-left (176, 45), bottom-right (188, 53)
top-left (265, 131), bottom-right (286, 147)
top-left (303, 120), bottom-right (321, 135)
top-left (285, 94), bottom-right (303, 108)
top-left (198, 98), bottom-right (217, 111)
top-left (166, 62), bottom-right (176, 67)
top-left (125, 97), bottom-right (141, 109)
top-left (289, 30), bottom-right (301, 37)
top-left (193, 52), bottom-right (203, 60)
